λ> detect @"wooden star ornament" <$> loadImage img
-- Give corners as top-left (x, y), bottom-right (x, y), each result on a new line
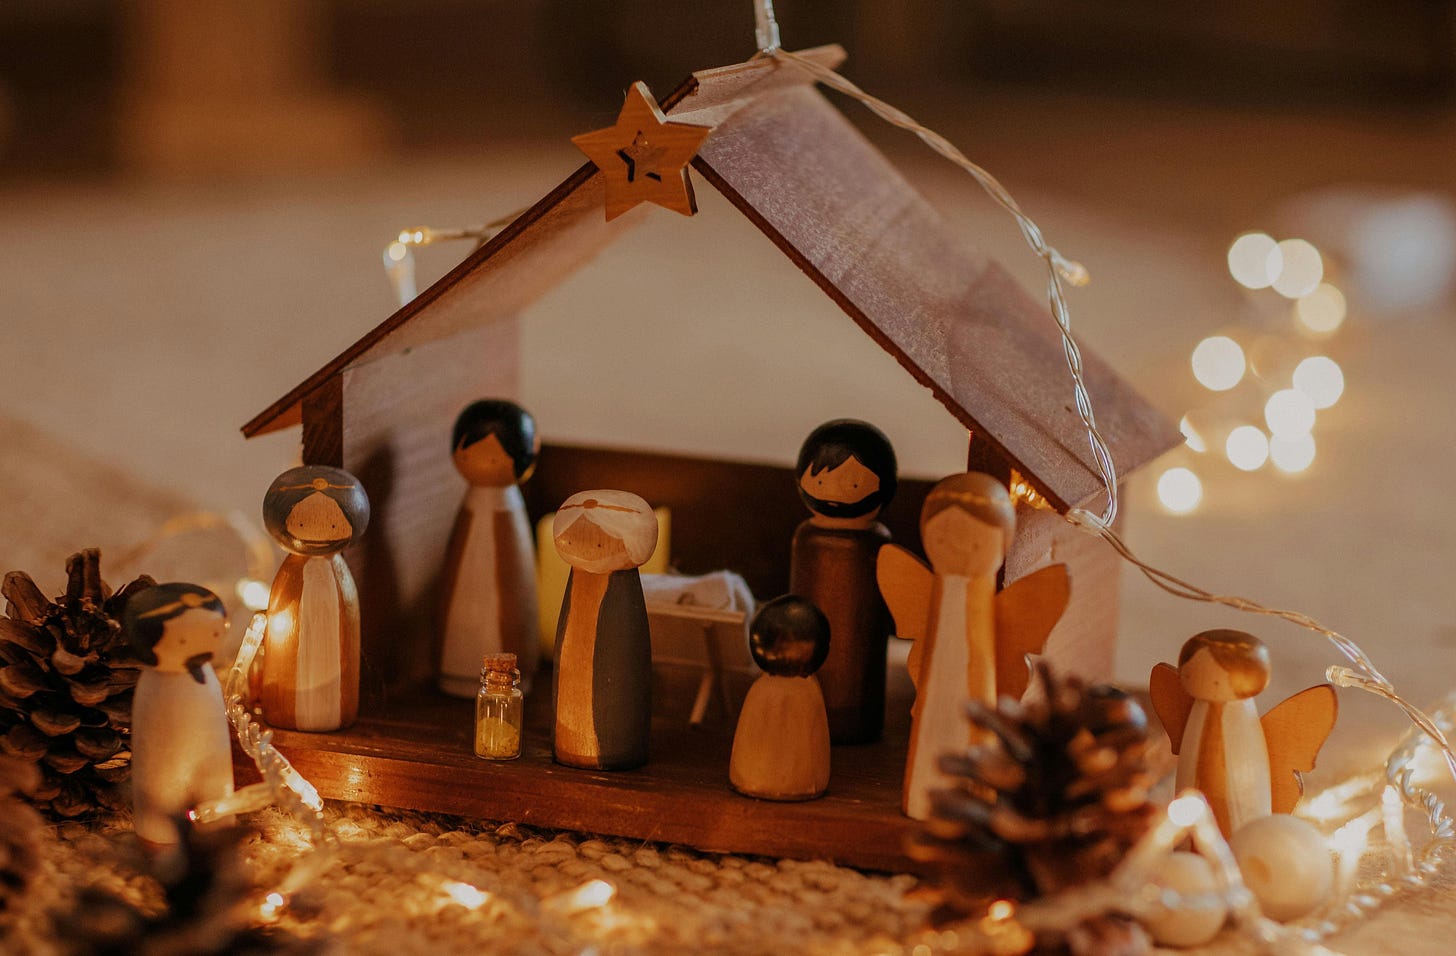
top-left (572, 81), bottom-right (711, 221)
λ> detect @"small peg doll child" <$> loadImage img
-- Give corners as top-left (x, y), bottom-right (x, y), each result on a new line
top-left (259, 465), bottom-right (370, 732)
top-left (789, 419), bottom-right (898, 744)
top-left (729, 595), bottom-right (832, 801)
top-left (438, 399), bottom-right (541, 697)
top-left (552, 489), bottom-right (659, 770)
top-left (1150, 629), bottom-right (1337, 836)
top-left (877, 473), bottom-right (1069, 819)
top-left (123, 583), bottom-right (234, 846)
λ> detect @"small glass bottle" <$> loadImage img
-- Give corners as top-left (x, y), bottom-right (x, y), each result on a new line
top-left (474, 653), bottom-right (523, 760)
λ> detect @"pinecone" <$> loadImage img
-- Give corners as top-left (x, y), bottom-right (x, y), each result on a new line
top-left (909, 662), bottom-right (1157, 954)
top-left (0, 755), bottom-right (44, 914)
top-left (54, 818), bottom-right (314, 955)
top-left (0, 550), bottom-right (155, 818)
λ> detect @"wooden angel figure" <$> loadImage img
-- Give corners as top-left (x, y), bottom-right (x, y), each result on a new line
top-left (123, 583), bottom-right (234, 846)
top-left (729, 595), bottom-right (832, 801)
top-left (259, 465), bottom-right (370, 732)
top-left (877, 472), bottom-right (1070, 820)
top-left (1150, 629), bottom-right (1338, 836)
top-left (438, 399), bottom-right (541, 698)
top-left (551, 489), bottom-right (659, 770)
top-left (789, 419), bottom-right (898, 745)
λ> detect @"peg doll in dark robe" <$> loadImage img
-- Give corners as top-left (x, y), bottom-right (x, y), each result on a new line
top-left (729, 595), bottom-right (832, 801)
top-left (259, 465), bottom-right (370, 732)
top-left (438, 399), bottom-right (541, 697)
top-left (789, 419), bottom-right (898, 744)
top-left (124, 583), bottom-right (234, 846)
top-left (551, 489), bottom-right (659, 770)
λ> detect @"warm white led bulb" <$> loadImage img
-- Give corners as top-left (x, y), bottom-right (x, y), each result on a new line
top-left (1191, 336), bottom-right (1246, 391)
top-left (1295, 283), bottom-right (1347, 335)
top-left (1270, 434), bottom-right (1316, 473)
top-left (1293, 356), bottom-right (1345, 409)
top-left (1179, 415), bottom-right (1207, 453)
top-left (1272, 239), bottom-right (1324, 298)
top-left (1228, 233), bottom-right (1280, 289)
top-left (1157, 467), bottom-right (1203, 513)
top-left (1265, 389), bottom-right (1317, 438)
top-left (1226, 426), bottom-right (1270, 471)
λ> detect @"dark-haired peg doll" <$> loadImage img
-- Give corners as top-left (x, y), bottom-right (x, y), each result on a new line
top-left (260, 465), bottom-right (370, 732)
top-left (729, 596), bottom-right (832, 801)
top-left (878, 473), bottom-right (1069, 819)
top-left (1151, 630), bottom-right (1337, 836)
top-left (439, 399), bottom-right (541, 697)
top-left (552, 489), bottom-right (658, 770)
top-left (124, 583), bottom-right (234, 846)
top-left (789, 419), bottom-right (898, 744)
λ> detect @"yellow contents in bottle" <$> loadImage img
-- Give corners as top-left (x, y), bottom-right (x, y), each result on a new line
top-left (475, 712), bottom-right (521, 760)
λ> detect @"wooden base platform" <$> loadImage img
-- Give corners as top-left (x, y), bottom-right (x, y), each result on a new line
top-left (237, 669), bottom-right (925, 874)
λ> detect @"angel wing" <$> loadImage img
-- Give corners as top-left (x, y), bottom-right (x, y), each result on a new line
top-left (1262, 683), bottom-right (1338, 814)
top-left (876, 544), bottom-right (934, 688)
top-left (992, 563), bottom-right (1069, 701)
top-left (1149, 662), bottom-right (1194, 755)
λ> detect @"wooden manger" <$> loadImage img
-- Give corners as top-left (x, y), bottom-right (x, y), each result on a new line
top-left (238, 47), bottom-right (1178, 870)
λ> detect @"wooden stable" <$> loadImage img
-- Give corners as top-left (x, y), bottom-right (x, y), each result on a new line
top-left (240, 46), bottom-right (1177, 866)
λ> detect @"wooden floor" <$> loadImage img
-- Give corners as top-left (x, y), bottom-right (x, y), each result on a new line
top-left (239, 671), bottom-right (927, 873)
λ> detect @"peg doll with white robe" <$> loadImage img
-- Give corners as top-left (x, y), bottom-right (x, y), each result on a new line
top-left (123, 583), bottom-right (234, 846)
top-left (551, 489), bottom-right (659, 770)
top-left (1151, 629), bottom-right (1337, 836)
top-left (259, 465), bottom-right (370, 732)
top-left (438, 399), bottom-right (541, 696)
top-left (877, 472), bottom-right (1070, 820)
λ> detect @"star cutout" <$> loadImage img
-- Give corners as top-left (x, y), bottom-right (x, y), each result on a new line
top-left (572, 82), bottom-right (711, 221)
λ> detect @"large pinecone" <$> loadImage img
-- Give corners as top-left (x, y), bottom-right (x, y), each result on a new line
top-left (909, 661), bottom-right (1157, 913)
top-left (0, 550), bottom-right (155, 818)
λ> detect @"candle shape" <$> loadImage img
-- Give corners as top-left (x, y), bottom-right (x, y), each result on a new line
top-left (259, 466), bottom-right (370, 732)
top-left (551, 490), bottom-right (658, 770)
top-left (439, 399), bottom-right (541, 697)
top-left (878, 473), bottom-right (1069, 819)
top-left (1150, 630), bottom-right (1338, 836)
top-left (789, 419), bottom-right (898, 744)
top-left (729, 595), bottom-right (832, 801)
top-left (123, 583), bottom-right (234, 846)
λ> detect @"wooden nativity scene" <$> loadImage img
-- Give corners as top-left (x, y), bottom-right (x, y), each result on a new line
top-left (233, 46), bottom-right (1181, 873)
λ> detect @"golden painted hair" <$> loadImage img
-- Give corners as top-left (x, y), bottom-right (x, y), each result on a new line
top-left (1179, 629), bottom-right (1271, 696)
top-left (920, 472), bottom-right (1016, 552)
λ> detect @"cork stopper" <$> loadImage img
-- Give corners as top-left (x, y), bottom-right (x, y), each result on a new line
top-left (481, 652), bottom-right (521, 689)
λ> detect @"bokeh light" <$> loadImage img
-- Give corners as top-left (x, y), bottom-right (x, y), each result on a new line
top-left (1271, 239), bottom-right (1324, 298)
top-left (1295, 283), bottom-right (1347, 335)
top-left (1228, 233), bottom-right (1281, 289)
top-left (1270, 434), bottom-right (1317, 473)
top-left (1157, 467), bottom-right (1203, 513)
top-left (1226, 426), bottom-right (1270, 471)
top-left (1179, 414), bottom-right (1207, 453)
top-left (1265, 388), bottom-right (1317, 438)
top-left (1292, 356), bottom-right (1345, 409)
top-left (1191, 336), bottom-right (1246, 391)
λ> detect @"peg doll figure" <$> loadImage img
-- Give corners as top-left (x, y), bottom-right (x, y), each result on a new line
top-left (259, 465), bottom-right (370, 732)
top-left (438, 399), bottom-right (541, 697)
top-left (789, 419), bottom-right (898, 744)
top-left (877, 472), bottom-right (1070, 819)
top-left (552, 489), bottom-right (659, 770)
top-left (729, 595), bottom-right (832, 801)
top-left (1150, 629), bottom-right (1337, 836)
top-left (123, 583), bottom-right (234, 846)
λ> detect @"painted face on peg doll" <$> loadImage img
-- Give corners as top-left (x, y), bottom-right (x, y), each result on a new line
top-left (263, 466), bottom-right (371, 556)
top-left (795, 419), bottom-right (898, 527)
top-left (918, 472), bottom-right (1016, 579)
top-left (553, 490), bottom-right (659, 574)
top-left (451, 399), bottom-right (539, 488)
top-left (125, 585), bottom-right (228, 684)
